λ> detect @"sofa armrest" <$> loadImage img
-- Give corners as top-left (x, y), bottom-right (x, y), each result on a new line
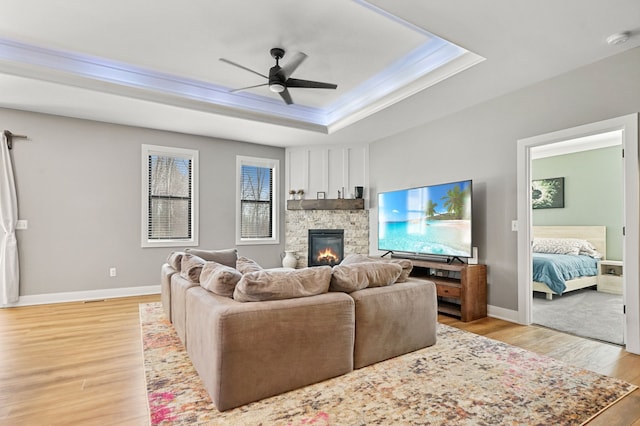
top-left (185, 287), bottom-right (355, 411)
top-left (160, 263), bottom-right (177, 322)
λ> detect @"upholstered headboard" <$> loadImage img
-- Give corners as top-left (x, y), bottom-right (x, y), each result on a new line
top-left (532, 226), bottom-right (607, 260)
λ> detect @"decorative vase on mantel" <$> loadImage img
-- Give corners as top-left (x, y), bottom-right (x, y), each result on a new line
top-left (282, 250), bottom-right (298, 269)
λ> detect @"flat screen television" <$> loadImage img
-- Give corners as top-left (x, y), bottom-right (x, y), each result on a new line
top-left (377, 179), bottom-right (473, 260)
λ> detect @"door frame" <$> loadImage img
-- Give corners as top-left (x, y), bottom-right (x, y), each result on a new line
top-left (516, 113), bottom-right (639, 354)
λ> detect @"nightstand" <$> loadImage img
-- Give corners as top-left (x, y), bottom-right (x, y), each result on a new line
top-left (597, 260), bottom-right (623, 295)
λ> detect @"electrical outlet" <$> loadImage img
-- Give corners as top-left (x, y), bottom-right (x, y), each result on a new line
top-left (16, 220), bottom-right (28, 230)
top-left (109, 267), bottom-right (117, 277)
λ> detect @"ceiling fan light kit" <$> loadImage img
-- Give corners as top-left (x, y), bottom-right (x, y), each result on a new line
top-left (220, 47), bottom-right (337, 105)
top-left (269, 83), bottom-right (286, 93)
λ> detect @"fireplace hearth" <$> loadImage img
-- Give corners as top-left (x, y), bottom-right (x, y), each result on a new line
top-left (308, 229), bottom-right (344, 267)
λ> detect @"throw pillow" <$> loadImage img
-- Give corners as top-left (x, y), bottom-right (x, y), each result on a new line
top-left (180, 254), bottom-right (206, 283)
top-left (199, 261), bottom-right (242, 297)
top-left (184, 248), bottom-right (238, 268)
top-left (579, 244), bottom-right (603, 259)
top-left (236, 256), bottom-right (263, 274)
top-left (233, 266), bottom-right (332, 302)
top-left (166, 251), bottom-right (185, 271)
top-left (532, 238), bottom-right (582, 256)
top-left (340, 254), bottom-right (413, 282)
top-left (330, 262), bottom-right (402, 293)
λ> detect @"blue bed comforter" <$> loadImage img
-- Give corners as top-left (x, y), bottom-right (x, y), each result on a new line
top-left (532, 253), bottom-right (598, 294)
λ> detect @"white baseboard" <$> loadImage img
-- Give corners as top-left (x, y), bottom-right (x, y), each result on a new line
top-left (487, 304), bottom-right (520, 323)
top-left (3, 285), bottom-right (160, 307)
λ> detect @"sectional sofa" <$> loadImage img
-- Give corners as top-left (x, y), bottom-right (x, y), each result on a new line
top-left (161, 249), bottom-right (437, 411)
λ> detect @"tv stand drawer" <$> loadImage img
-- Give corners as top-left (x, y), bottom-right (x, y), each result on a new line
top-left (436, 283), bottom-right (461, 298)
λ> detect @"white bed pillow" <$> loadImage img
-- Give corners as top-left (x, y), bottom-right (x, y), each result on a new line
top-left (532, 237), bottom-right (603, 258)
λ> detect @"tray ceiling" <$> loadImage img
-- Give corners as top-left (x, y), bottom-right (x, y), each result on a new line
top-left (0, 0), bottom-right (638, 146)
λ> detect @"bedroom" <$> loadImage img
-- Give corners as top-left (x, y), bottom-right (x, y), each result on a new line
top-left (530, 132), bottom-right (623, 345)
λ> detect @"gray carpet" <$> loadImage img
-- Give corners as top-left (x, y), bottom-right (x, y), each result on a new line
top-left (532, 288), bottom-right (624, 345)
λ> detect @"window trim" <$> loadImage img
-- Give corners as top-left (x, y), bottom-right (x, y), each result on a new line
top-left (236, 155), bottom-right (279, 245)
top-left (141, 144), bottom-right (199, 248)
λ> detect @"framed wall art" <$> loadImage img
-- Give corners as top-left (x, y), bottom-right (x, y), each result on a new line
top-left (532, 177), bottom-right (564, 209)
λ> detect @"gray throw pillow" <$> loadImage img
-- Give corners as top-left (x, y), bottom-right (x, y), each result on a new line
top-left (330, 262), bottom-right (402, 293)
top-left (180, 254), bottom-right (206, 283)
top-left (200, 261), bottom-right (242, 297)
top-left (339, 254), bottom-right (413, 282)
top-left (184, 248), bottom-right (238, 268)
top-left (233, 266), bottom-right (332, 302)
top-left (166, 251), bottom-right (185, 271)
top-left (236, 256), bottom-right (263, 274)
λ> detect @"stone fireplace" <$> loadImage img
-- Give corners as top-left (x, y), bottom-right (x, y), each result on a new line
top-left (285, 208), bottom-right (369, 269)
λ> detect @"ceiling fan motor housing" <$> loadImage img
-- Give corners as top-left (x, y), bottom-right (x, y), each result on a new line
top-left (268, 65), bottom-right (285, 92)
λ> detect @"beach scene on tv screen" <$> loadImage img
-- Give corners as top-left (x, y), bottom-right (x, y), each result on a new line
top-left (378, 181), bottom-right (472, 256)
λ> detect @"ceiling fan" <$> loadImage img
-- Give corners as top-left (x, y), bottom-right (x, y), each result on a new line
top-left (220, 48), bottom-right (338, 105)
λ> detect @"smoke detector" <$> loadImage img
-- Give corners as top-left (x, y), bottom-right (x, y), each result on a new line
top-left (606, 31), bottom-right (631, 46)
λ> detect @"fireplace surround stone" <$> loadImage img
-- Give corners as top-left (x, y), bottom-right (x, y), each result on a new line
top-left (285, 209), bottom-right (369, 269)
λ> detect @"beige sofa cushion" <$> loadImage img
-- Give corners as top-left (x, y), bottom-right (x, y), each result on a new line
top-left (200, 261), bottom-right (242, 297)
top-left (166, 251), bottom-right (185, 271)
top-left (180, 254), bottom-right (206, 283)
top-left (236, 256), bottom-right (263, 274)
top-left (185, 248), bottom-right (238, 268)
top-left (340, 254), bottom-right (413, 283)
top-left (330, 262), bottom-right (402, 293)
top-left (350, 279), bottom-right (437, 369)
top-left (233, 266), bottom-right (332, 302)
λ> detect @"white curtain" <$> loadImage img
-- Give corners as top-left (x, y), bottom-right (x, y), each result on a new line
top-left (0, 132), bottom-right (19, 305)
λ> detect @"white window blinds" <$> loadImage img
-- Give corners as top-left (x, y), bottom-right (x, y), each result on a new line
top-left (236, 156), bottom-right (279, 244)
top-left (142, 145), bottom-right (198, 247)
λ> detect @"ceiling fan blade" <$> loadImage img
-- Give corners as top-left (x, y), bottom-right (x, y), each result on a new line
top-left (230, 83), bottom-right (269, 93)
top-left (286, 78), bottom-right (337, 90)
top-left (219, 58), bottom-right (268, 79)
top-left (280, 52), bottom-right (308, 79)
top-left (279, 88), bottom-right (294, 105)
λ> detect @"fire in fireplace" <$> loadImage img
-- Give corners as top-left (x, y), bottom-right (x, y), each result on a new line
top-left (308, 229), bottom-right (344, 267)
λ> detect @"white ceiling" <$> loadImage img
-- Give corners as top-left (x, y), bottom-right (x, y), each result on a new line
top-left (0, 0), bottom-right (638, 147)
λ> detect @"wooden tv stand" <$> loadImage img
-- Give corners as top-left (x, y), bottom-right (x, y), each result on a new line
top-left (405, 258), bottom-right (487, 322)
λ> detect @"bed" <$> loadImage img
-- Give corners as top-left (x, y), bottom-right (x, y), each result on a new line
top-left (532, 226), bottom-right (606, 300)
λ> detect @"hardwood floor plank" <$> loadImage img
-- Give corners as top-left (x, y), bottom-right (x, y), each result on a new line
top-left (1, 296), bottom-right (638, 425)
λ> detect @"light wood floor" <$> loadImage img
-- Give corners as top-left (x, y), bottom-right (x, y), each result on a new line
top-left (1, 295), bottom-right (639, 425)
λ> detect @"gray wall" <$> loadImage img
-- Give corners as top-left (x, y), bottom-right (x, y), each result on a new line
top-left (369, 46), bottom-right (640, 311)
top-left (532, 146), bottom-right (623, 260)
top-left (1, 108), bottom-right (285, 296)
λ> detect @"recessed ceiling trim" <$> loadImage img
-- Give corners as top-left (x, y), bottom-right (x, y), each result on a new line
top-left (325, 46), bottom-right (484, 133)
top-left (0, 37), bottom-right (328, 126)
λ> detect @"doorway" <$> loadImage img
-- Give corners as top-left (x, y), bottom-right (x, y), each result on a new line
top-left (529, 132), bottom-right (623, 344)
top-left (516, 114), bottom-right (639, 355)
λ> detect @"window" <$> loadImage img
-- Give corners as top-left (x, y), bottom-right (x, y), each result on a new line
top-left (142, 144), bottom-right (198, 248)
top-left (236, 156), bottom-right (279, 245)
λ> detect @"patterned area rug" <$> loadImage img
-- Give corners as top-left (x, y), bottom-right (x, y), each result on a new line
top-left (140, 302), bottom-right (636, 425)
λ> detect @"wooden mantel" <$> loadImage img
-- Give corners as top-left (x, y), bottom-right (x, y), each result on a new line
top-left (286, 198), bottom-right (364, 210)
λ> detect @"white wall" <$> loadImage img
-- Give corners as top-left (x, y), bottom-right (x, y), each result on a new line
top-left (286, 144), bottom-right (369, 201)
top-left (1, 108), bottom-right (285, 301)
top-left (369, 46), bottom-right (640, 311)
